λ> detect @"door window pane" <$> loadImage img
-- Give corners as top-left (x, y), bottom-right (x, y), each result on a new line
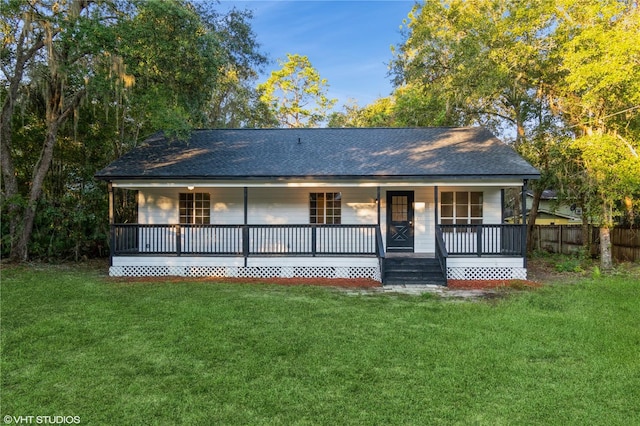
top-left (391, 196), bottom-right (408, 221)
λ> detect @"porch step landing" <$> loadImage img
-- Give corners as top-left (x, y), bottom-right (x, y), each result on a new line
top-left (383, 256), bottom-right (446, 286)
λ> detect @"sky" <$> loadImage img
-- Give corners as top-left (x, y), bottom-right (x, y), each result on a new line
top-left (217, 0), bottom-right (416, 108)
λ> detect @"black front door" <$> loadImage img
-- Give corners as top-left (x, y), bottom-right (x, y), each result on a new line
top-left (386, 191), bottom-right (414, 251)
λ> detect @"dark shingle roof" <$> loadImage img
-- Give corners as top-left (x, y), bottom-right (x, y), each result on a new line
top-left (95, 127), bottom-right (540, 181)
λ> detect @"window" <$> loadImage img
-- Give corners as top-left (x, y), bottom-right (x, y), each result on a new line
top-left (391, 195), bottom-right (409, 222)
top-left (310, 192), bottom-right (341, 224)
top-left (441, 191), bottom-right (483, 229)
top-left (179, 193), bottom-right (210, 224)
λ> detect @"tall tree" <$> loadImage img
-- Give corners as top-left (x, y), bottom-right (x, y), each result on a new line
top-left (205, 65), bottom-right (277, 128)
top-left (390, 0), bottom-right (555, 141)
top-left (548, 0), bottom-right (640, 268)
top-left (204, 7), bottom-right (275, 128)
top-left (1, 0), bottom-right (118, 261)
top-left (390, 0), bottom-right (558, 246)
top-left (390, 0), bottom-right (640, 269)
top-left (1, 0), bottom-right (268, 261)
top-left (258, 54), bottom-right (336, 128)
top-left (328, 85), bottom-right (456, 128)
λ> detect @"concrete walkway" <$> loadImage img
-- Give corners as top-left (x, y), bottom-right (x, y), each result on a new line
top-left (344, 284), bottom-right (498, 299)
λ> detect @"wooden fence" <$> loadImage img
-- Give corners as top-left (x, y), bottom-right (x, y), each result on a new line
top-left (531, 225), bottom-right (640, 262)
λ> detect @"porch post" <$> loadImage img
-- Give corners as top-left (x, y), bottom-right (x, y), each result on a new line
top-left (108, 182), bottom-right (114, 266)
top-left (243, 187), bottom-right (249, 266)
top-left (521, 180), bottom-right (528, 266)
top-left (434, 186), bottom-right (439, 225)
top-left (377, 187), bottom-right (381, 226)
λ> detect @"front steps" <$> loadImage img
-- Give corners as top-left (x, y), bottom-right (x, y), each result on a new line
top-left (383, 255), bottom-right (447, 286)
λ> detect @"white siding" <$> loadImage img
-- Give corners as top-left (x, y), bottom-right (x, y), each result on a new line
top-left (137, 186), bottom-right (502, 224)
top-left (135, 185), bottom-right (509, 256)
top-left (138, 188), bottom-right (243, 225)
top-left (138, 187), bottom-right (378, 225)
top-left (138, 189), bottom-right (179, 224)
top-left (247, 187), bottom-right (377, 225)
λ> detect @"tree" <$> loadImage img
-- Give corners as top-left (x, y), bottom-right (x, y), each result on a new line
top-left (329, 97), bottom-right (395, 128)
top-left (206, 65), bottom-right (277, 128)
top-left (1, 0), bottom-right (118, 261)
top-left (1, 0), bottom-right (268, 261)
top-left (328, 85), bottom-right (456, 128)
top-left (390, 0), bottom-right (559, 248)
top-left (390, 0), bottom-right (555, 141)
top-left (390, 0), bottom-right (640, 269)
top-left (547, 0), bottom-right (640, 268)
top-left (571, 135), bottom-right (640, 267)
top-left (258, 54), bottom-right (336, 128)
top-left (204, 7), bottom-right (275, 128)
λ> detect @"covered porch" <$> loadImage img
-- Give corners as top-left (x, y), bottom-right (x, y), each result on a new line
top-left (105, 178), bottom-right (531, 284)
top-left (108, 221), bottom-right (528, 283)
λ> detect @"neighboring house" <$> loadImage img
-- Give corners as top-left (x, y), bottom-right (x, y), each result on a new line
top-left (528, 189), bottom-right (583, 225)
top-left (505, 190), bottom-right (583, 225)
top-left (95, 127), bottom-right (540, 284)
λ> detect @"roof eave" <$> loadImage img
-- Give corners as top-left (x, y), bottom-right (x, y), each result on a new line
top-left (95, 173), bottom-right (541, 182)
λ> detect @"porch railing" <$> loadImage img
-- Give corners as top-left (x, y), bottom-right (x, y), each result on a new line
top-left (437, 224), bottom-right (525, 257)
top-left (111, 224), bottom-right (381, 257)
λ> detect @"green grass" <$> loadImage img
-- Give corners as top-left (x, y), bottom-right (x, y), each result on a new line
top-left (1, 264), bottom-right (639, 425)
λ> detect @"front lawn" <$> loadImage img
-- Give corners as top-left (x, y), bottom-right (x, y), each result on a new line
top-left (1, 264), bottom-right (639, 424)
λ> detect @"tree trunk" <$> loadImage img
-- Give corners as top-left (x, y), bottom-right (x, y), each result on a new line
top-left (1, 32), bottom-right (45, 261)
top-left (600, 226), bottom-right (613, 270)
top-left (1, 104), bottom-right (22, 261)
top-left (512, 189), bottom-right (521, 225)
top-left (12, 123), bottom-right (61, 261)
top-left (527, 187), bottom-right (543, 252)
top-left (10, 78), bottom-right (84, 260)
top-left (3, 0), bottom-right (89, 261)
top-left (600, 201), bottom-right (613, 270)
top-left (581, 220), bottom-right (591, 256)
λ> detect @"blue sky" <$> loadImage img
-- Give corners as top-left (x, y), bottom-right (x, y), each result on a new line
top-left (218, 1), bottom-right (416, 108)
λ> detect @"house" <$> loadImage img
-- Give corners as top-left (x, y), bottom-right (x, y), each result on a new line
top-left (95, 127), bottom-right (540, 284)
top-left (526, 189), bottom-right (583, 225)
top-left (505, 190), bottom-right (583, 225)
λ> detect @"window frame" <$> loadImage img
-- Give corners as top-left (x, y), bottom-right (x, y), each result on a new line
top-left (309, 192), bottom-right (342, 224)
top-left (179, 192), bottom-right (211, 224)
top-left (440, 191), bottom-right (483, 231)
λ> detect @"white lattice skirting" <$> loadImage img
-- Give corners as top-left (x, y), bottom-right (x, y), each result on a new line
top-left (110, 265), bottom-right (382, 282)
top-left (447, 267), bottom-right (527, 280)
